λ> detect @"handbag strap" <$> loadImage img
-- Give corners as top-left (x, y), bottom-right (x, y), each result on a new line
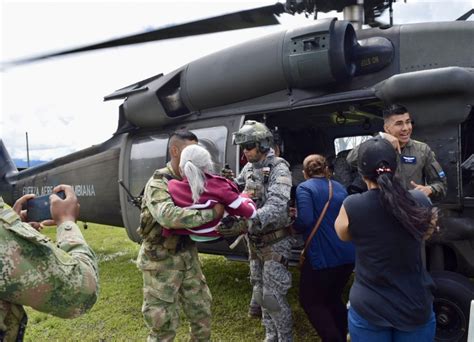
top-left (301, 179), bottom-right (333, 257)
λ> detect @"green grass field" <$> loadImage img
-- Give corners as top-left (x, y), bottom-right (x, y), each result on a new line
top-left (25, 223), bottom-right (321, 341)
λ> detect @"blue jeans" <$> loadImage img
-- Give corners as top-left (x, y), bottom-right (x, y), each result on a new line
top-left (348, 307), bottom-right (436, 342)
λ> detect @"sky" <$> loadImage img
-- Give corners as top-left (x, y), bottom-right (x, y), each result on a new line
top-left (1, 0), bottom-right (473, 163)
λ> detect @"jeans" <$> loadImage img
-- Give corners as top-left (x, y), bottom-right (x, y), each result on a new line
top-left (348, 307), bottom-right (436, 342)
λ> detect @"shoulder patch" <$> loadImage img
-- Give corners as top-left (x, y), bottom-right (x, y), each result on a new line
top-left (276, 176), bottom-right (292, 186)
top-left (0, 207), bottom-right (20, 225)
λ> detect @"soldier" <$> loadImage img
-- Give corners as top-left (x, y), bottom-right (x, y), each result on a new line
top-left (0, 184), bottom-right (99, 341)
top-left (137, 130), bottom-right (223, 342)
top-left (218, 120), bottom-right (294, 341)
top-left (347, 104), bottom-right (447, 199)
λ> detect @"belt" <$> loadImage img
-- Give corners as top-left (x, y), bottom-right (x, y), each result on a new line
top-left (248, 226), bottom-right (290, 248)
top-left (175, 236), bottom-right (191, 252)
top-left (269, 252), bottom-right (289, 267)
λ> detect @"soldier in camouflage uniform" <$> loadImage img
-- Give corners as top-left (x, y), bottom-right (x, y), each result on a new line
top-left (347, 104), bottom-right (447, 199)
top-left (0, 185), bottom-right (99, 341)
top-left (137, 130), bottom-right (223, 342)
top-left (220, 120), bottom-right (294, 341)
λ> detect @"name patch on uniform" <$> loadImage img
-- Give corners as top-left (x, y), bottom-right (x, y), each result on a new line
top-left (401, 156), bottom-right (417, 164)
top-left (276, 176), bottom-right (292, 186)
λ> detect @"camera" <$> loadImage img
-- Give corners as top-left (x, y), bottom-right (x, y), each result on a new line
top-left (26, 191), bottom-right (66, 222)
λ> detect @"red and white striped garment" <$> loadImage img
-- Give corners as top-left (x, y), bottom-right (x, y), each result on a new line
top-left (163, 173), bottom-right (256, 237)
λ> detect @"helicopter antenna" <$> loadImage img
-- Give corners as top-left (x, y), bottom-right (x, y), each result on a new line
top-left (389, 0), bottom-right (394, 26)
top-left (25, 132), bottom-right (30, 168)
top-left (118, 180), bottom-right (142, 209)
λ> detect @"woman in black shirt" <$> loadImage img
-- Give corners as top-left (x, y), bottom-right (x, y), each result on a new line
top-left (335, 138), bottom-right (438, 342)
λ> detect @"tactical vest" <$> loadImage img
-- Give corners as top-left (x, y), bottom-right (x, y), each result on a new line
top-left (137, 167), bottom-right (187, 254)
top-left (242, 156), bottom-right (289, 208)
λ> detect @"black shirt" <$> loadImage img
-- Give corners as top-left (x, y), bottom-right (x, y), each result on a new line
top-left (344, 189), bottom-right (435, 330)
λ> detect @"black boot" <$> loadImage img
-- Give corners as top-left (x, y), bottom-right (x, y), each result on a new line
top-left (248, 301), bottom-right (262, 319)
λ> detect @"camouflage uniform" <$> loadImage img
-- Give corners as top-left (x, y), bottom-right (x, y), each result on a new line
top-left (347, 137), bottom-right (447, 199)
top-left (234, 120), bottom-right (293, 342)
top-left (0, 197), bottom-right (99, 341)
top-left (137, 163), bottom-right (217, 342)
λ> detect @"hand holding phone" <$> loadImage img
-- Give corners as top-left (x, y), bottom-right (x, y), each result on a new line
top-left (26, 191), bottom-right (66, 222)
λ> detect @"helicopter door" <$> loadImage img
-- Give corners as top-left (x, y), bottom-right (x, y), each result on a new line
top-left (119, 125), bottom-right (231, 243)
top-left (120, 133), bottom-right (169, 242)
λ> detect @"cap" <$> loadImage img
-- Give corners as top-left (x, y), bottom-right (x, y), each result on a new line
top-left (358, 137), bottom-right (397, 178)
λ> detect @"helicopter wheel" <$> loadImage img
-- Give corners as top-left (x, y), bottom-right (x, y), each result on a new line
top-left (431, 271), bottom-right (474, 342)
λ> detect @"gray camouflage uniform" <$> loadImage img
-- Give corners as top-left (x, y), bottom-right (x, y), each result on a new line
top-left (235, 149), bottom-right (294, 342)
top-left (347, 137), bottom-right (447, 199)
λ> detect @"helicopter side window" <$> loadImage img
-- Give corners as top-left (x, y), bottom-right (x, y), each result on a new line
top-left (332, 135), bottom-right (372, 193)
top-left (129, 135), bottom-right (169, 196)
top-left (191, 126), bottom-right (228, 173)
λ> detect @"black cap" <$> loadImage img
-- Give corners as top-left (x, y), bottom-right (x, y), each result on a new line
top-left (358, 138), bottom-right (397, 178)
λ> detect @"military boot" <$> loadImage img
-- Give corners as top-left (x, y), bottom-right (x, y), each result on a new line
top-left (248, 301), bottom-right (262, 318)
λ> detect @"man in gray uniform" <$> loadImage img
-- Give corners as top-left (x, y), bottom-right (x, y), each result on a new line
top-left (347, 104), bottom-right (447, 199)
top-left (219, 120), bottom-right (293, 341)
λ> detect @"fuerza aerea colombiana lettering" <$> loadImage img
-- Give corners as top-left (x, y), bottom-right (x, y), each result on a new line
top-left (22, 184), bottom-right (96, 197)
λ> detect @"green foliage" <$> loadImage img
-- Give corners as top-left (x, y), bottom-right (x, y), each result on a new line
top-left (25, 224), bottom-right (320, 341)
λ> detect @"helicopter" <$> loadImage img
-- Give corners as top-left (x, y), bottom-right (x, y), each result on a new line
top-left (1, 0), bottom-right (474, 340)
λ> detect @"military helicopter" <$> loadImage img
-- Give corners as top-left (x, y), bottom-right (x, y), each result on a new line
top-left (1, 0), bottom-right (474, 340)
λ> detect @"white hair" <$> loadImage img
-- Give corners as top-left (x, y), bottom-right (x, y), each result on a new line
top-left (179, 144), bottom-right (213, 203)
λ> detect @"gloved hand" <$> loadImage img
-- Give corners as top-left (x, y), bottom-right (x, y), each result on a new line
top-left (216, 216), bottom-right (249, 238)
top-left (220, 164), bottom-right (235, 180)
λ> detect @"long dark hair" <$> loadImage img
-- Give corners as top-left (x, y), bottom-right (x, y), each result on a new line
top-left (375, 172), bottom-right (437, 240)
top-left (358, 138), bottom-right (438, 240)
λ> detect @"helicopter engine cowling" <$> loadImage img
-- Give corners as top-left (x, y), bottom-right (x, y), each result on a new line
top-left (114, 18), bottom-right (359, 128)
top-left (181, 18), bottom-right (357, 110)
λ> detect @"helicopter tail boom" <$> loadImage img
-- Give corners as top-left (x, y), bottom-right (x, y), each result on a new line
top-left (0, 140), bottom-right (18, 204)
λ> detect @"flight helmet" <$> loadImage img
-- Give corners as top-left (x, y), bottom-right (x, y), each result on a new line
top-left (233, 120), bottom-right (273, 152)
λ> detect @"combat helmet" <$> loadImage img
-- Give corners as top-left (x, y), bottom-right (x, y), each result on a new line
top-left (233, 120), bottom-right (273, 152)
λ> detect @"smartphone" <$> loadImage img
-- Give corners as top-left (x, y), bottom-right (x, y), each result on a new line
top-left (26, 191), bottom-right (66, 222)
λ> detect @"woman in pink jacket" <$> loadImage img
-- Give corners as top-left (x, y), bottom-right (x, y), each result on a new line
top-left (164, 144), bottom-right (256, 242)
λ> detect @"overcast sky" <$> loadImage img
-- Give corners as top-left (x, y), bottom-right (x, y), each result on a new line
top-left (1, 0), bottom-right (472, 162)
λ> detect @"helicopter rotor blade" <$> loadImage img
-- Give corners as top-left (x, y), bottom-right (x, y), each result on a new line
top-left (456, 9), bottom-right (474, 21)
top-left (2, 3), bottom-right (286, 68)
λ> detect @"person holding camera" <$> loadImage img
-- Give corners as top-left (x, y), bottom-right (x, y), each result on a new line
top-left (0, 184), bottom-right (99, 341)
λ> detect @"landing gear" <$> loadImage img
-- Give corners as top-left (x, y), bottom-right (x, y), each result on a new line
top-left (431, 271), bottom-right (474, 342)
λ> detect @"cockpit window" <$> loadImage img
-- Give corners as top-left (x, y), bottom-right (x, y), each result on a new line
top-left (334, 135), bottom-right (372, 155)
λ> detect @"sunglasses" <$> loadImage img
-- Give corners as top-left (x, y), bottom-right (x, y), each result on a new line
top-left (240, 142), bottom-right (257, 150)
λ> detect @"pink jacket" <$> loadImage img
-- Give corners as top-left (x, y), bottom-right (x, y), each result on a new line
top-left (163, 173), bottom-right (256, 237)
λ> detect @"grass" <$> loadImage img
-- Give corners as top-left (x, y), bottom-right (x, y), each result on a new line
top-left (24, 223), bottom-right (320, 341)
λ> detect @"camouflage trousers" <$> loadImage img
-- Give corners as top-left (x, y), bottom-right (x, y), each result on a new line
top-left (0, 301), bottom-right (26, 342)
top-left (249, 237), bottom-right (293, 342)
top-left (141, 249), bottom-right (212, 342)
